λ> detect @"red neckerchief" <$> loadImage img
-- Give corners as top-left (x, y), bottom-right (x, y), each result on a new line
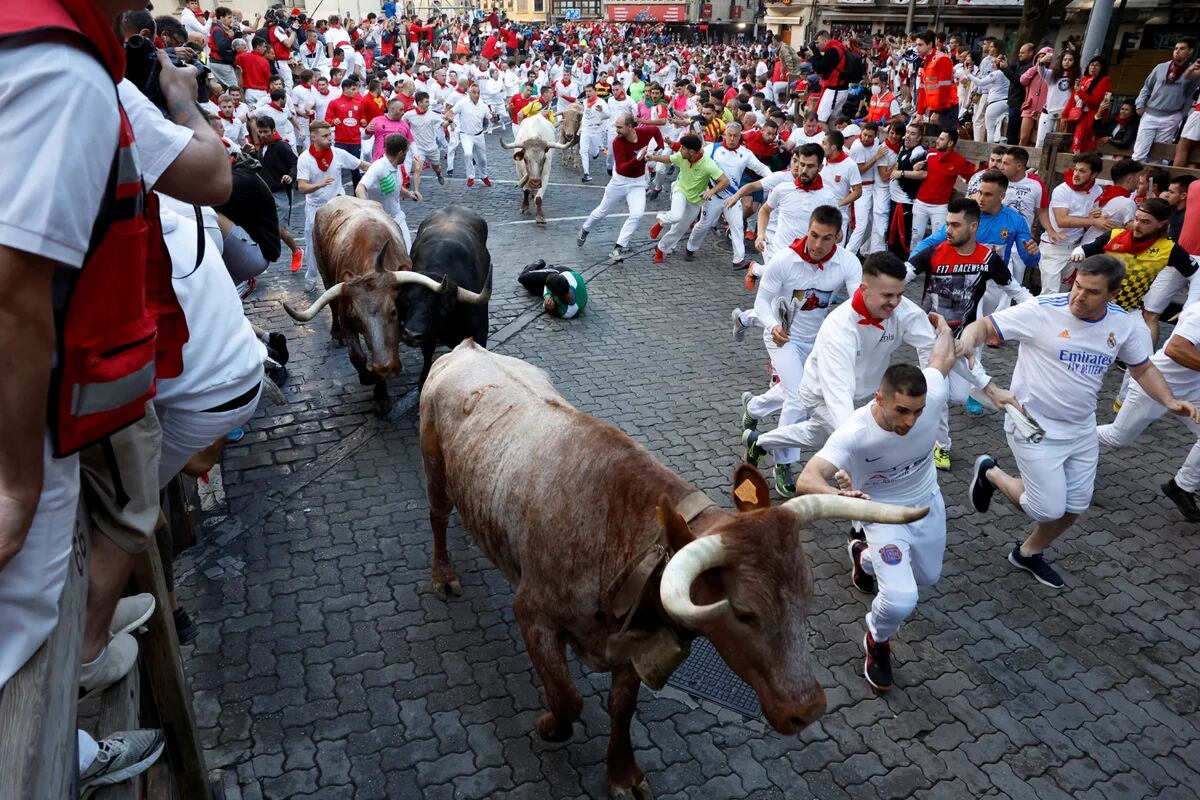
top-left (1063, 168), bottom-right (1096, 193)
top-left (269, 131), bottom-right (283, 143)
top-left (57, 0), bottom-right (127, 81)
top-left (793, 174), bottom-right (825, 191)
top-left (722, 142), bottom-right (739, 151)
top-left (1167, 58), bottom-right (1187, 84)
top-left (788, 236), bottom-right (835, 268)
top-left (269, 101), bottom-right (285, 111)
top-left (1097, 185), bottom-right (1131, 208)
top-left (309, 145), bottom-right (334, 171)
top-left (317, 86), bottom-right (330, 95)
top-left (219, 111), bottom-right (233, 120)
top-left (851, 287), bottom-right (886, 330)
top-left (1105, 229), bottom-right (1160, 256)
top-left (827, 151), bottom-right (848, 164)
top-left (884, 137), bottom-right (901, 153)
top-left (587, 97), bottom-right (599, 107)
top-left (300, 82), bottom-right (312, 89)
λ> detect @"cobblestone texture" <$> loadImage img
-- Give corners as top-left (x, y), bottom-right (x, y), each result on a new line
top-left (180, 136), bottom-right (1200, 799)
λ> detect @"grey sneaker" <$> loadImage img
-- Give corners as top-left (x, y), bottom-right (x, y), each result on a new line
top-left (740, 429), bottom-right (766, 467)
top-left (437, 171), bottom-right (446, 186)
top-left (740, 391), bottom-right (757, 432)
top-left (732, 308), bottom-right (748, 342)
top-left (79, 632), bottom-right (138, 699)
top-left (109, 593), bottom-right (155, 637)
top-left (774, 463), bottom-right (797, 498)
top-left (577, 228), bottom-right (589, 246)
top-left (610, 244), bottom-right (625, 262)
top-left (80, 729), bottom-right (165, 799)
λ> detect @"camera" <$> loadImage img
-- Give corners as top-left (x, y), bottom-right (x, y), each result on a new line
top-left (124, 35), bottom-right (211, 113)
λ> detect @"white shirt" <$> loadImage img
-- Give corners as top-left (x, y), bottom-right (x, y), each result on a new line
top-left (754, 243), bottom-right (862, 342)
top-left (403, 108), bottom-right (442, 151)
top-left (324, 26), bottom-right (352, 55)
top-left (708, 142), bottom-right (771, 197)
top-left (340, 50), bottom-right (365, 80)
top-left (990, 294), bottom-right (1153, 438)
top-left (290, 84), bottom-right (318, 126)
top-left (118, 80), bottom-right (193, 191)
top-left (581, 98), bottom-right (610, 129)
top-left (1005, 173), bottom-right (1046, 228)
top-left (452, 97), bottom-right (492, 135)
top-left (820, 156), bottom-right (862, 204)
top-left (296, 146), bottom-right (362, 208)
top-left (313, 88), bottom-right (339, 124)
top-left (298, 41), bottom-right (331, 76)
top-left (1042, 182), bottom-right (1101, 248)
top-left (256, 102), bottom-right (297, 147)
top-left (359, 157), bottom-right (407, 221)
top-left (787, 127), bottom-right (824, 148)
top-left (817, 368), bottom-right (948, 506)
top-left (1082, 193), bottom-right (1138, 245)
top-left (848, 140), bottom-right (883, 183)
top-left (765, 181), bottom-right (839, 256)
top-left (1155, 301), bottom-right (1200, 398)
top-left (181, 6), bottom-right (212, 38)
top-left (554, 79), bottom-right (581, 112)
top-left (219, 115), bottom-right (249, 144)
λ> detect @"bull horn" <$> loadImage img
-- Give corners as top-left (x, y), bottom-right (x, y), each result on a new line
top-left (388, 270), bottom-right (492, 305)
top-left (548, 140), bottom-right (570, 150)
top-left (282, 283), bottom-right (344, 322)
top-left (780, 495), bottom-right (928, 528)
top-left (500, 139), bottom-right (521, 150)
top-left (660, 535), bottom-right (729, 628)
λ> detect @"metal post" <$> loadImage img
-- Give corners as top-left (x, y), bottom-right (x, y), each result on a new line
top-left (905, 0), bottom-right (915, 34)
top-left (1080, 0), bottom-right (1116, 66)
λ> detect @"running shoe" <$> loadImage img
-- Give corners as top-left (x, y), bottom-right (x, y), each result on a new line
top-left (80, 729), bottom-right (165, 799)
top-left (740, 429), bottom-right (766, 467)
top-left (965, 396), bottom-right (986, 416)
top-left (649, 221), bottom-right (663, 240)
top-left (773, 463), bottom-right (797, 498)
top-left (577, 229), bottom-right (588, 247)
top-left (1162, 479), bottom-right (1200, 522)
top-left (289, 248), bottom-right (304, 272)
top-left (740, 390), bottom-right (757, 431)
top-left (610, 244), bottom-right (625, 262)
top-left (1007, 545), bottom-right (1065, 589)
top-left (732, 309), bottom-right (747, 342)
top-left (969, 454), bottom-right (997, 513)
top-left (653, 248), bottom-right (664, 264)
top-left (933, 446), bottom-right (951, 471)
top-left (848, 540), bottom-right (877, 595)
top-left (863, 632), bottom-right (893, 693)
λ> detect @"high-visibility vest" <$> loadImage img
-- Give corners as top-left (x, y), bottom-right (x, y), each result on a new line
top-left (866, 91), bottom-right (896, 123)
top-left (919, 51), bottom-right (955, 112)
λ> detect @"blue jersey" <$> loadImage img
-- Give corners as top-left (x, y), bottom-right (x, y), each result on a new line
top-left (911, 205), bottom-right (1040, 270)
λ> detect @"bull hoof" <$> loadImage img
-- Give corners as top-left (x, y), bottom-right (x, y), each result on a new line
top-left (610, 780), bottom-right (653, 800)
top-left (520, 205), bottom-right (530, 215)
top-left (535, 712), bottom-right (574, 742)
top-left (373, 397), bottom-right (393, 416)
top-left (432, 577), bottom-right (462, 597)
top-left (536, 214), bottom-right (546, 225)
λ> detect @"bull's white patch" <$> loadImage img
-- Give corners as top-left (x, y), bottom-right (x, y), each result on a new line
top-left (734, 479), bottom-right (759, 506)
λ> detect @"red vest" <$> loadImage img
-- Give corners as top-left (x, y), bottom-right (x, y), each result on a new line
top-left (267, 25), bottom-right (292, 62)
top-left (0, 0), bottom-right (188, 455)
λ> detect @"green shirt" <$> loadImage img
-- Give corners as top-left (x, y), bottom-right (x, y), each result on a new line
top-left (545, 270), bottom-right (588, 318)
top-left (669, 152), bottom-right (724, 205)
top-left (629, 80), bottom-right (646, 102)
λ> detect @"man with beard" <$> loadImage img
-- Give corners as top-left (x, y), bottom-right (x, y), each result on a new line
top-left (910, 129), bottom-right (975, 246)
top-left (887, 121), bottom-right (927, 257)
top-left (754, 143), bottom-right (835, 263)
top-left (846, 122), bottom-right (892, 256)
top-left (685, 123), bottom-right (772, 267)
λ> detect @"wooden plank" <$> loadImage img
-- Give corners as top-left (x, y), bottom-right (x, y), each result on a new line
top-left (131, 541), bottom-right (213, 800)
top-left (145, 757), bottom-right (178, 800)
top-left (93, 661), bottom-right (142, 800)
top-left (1097, 141), bottom-right (1176, 162)
top-left (1053, 153), bottom-right (1200, 181)
top-left (0, 506), bottom-right (89, 800)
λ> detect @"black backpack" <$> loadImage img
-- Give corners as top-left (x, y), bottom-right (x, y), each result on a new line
top-left (841, 50), bottom-right (865, 85)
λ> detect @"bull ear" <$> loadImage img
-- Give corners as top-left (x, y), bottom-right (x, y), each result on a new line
top-left (512, 150), bottom-right (525, 161)
top-left (374, 239), bottom-right (390, 273)
top-left (731, 464), bottom-right (771, 513)
top-left (657, 494), bottom-right (695, 553)
top-left (439, 275), bottom-right (459, 307)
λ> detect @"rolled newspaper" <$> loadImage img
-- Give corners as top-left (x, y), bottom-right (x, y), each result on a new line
top-left (1004, 404), bottom-right (1045, 444)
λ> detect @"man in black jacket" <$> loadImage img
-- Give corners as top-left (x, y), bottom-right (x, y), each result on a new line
top-left (997, 43), bottom-right (1034, 144)
top-left (254, 116), bottom-right (303, 272)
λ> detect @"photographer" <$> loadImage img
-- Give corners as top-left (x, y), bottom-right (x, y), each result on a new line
top-left (265, 7), bottom-right (299, 93)
top-left (808, 30), bottom-right (853, 125)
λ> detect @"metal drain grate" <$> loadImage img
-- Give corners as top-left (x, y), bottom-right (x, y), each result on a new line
top-left (666, 637), bottom-right (762, 718)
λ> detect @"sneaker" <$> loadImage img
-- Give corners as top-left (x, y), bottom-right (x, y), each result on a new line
top-left (437, 171), bottom-right (445, 186)
top-left (237, 277), bottom-right (256, 299)
top-left (1008, 545), bottom-right (1065, 589)
top-left (965, 396), bottom-right (986, 416)
top-left (482, 177), bottom-right (492, 186)
top-left (744, 269), bottom-right (758, 291)
top-left (1162, 479), bottom-right (1200, 522)
top-left (267, 331), bottom-right (289, 365)
top-left (649, 185), bottom-right (662, 200)
top-left (446, 168), bottom-right (454, 176)
top-left (933, 446), bottom-right (951, 471)
top-left (653, 248), bottom-right (664, 264)
top-left (582, 174), bottom-right (593, 183)
top-left (289, 248), bottom-right (304, 272)
top-left (110, 593), bottom-right (155, 637)
top-left (745, 229), bottom-right (756, 241)
top-left (740, 429), bottom-right (766, 467)
top-left (467, 178), bottom-right (475, 187)
top-left (225, 427), bottom-right (245, 443)
top-left (732, 309), bottom-right (748, 342)
top-left (80, 729), bottom-right (166, 799)
top-left (684, 249), bottom-right (696, 262)
top-left (265, 362), bottom-right (288, 387)
top-left (863, 632), bottom-right (893, 693)
top-left (79, 632), bottom-right (138, 699)
top-left (577, 229), bottom-right (588, 247)
top-left (740, 390), bottom-right (757, 431)
top-left (732, 259), bottom-right (752, 271)
top-left (649, 221), bottom-right (663, 240)
top-left (610, 244), bottom-right (625, 262)
top-left (773, 463), bottom-right (797, 498)
top-left (968, 454), bottom-right (997, 513)
top-left (304, 276), bottom-right (318, 292)
top-left (848, 541), bottom-right (877, 595)
top-left (848, 525), bottom-right (866, 543)
top-left (174, 607), bottom-right (199, 645)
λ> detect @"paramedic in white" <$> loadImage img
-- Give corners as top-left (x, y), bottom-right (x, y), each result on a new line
top-left (961, 255), bottom-right (1200, 589)
top-left (446, 84), bottom-right (492, 184)
top-left (755, 144), bottom-right (836, 262)
top-left (747, 253), bottom-right (1008, 496)
top-left (846, 122), bottom-right (894, 256)
top-left (748, 206), bottom-right (863, 470)
top-left (578, 85), bottom-right (609, 182)
top-left (1098, 301), bottom-right (1200, 522)
top-left (795, 318), bottom-right (961, 693)
top-left (687, 123), bottom-right (772, 267)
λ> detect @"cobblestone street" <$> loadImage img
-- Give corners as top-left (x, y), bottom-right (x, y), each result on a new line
top-left (178, 135), bottom-right (1200, 800)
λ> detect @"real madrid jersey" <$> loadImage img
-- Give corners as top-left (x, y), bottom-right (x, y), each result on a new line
top-left (989, 294), bottom-right (1153, 438)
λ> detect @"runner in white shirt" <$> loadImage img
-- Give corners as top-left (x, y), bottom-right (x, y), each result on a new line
top-left (577, 85), bottom-right (610, 183)
top-left (448, 84), bottom-right (493, 186)
top-left (846, 122), bottom-right (891, 256)
top-left (443, 81), bottom-right (469, 176)
top-left (795, 315), bottom-right (962, 693)
top-left (554, 74), bottom-right (581, 114)
top-left (403, 92), bottom-right (448, 195)
top-left (297, 29), bottom-right (331, 78)
top-left (999, 148), bottom-right (1048, 231)
top-left (356, 135), bottom-right (419, 251)
top-left (961, 254), bottom-right (1199, 589)
top-left (1038, 152), bottom-right (1104, 295)
top-left (741, 206), bottom-right (862, 475)
top-left (1098, 300), bottom-right (1200, 522)
top-left (216, 95), bottom-right (249, 146)
top-left (289, 70), bottom-right (318, 148)
top-left (311, 77), bottom-right (339, 125)
top-left (756, 144), bottom-right (837, 263)
top-left (255, 88), bottom-right (298, 148)
top-left (296, 121), bottom-right (372, 289)
top-left (786, 113), bottom-right (825, 149)
top-left (819, 130), bottom-right (862, 242)
top-left (686, 123), bottom-right (771, 267)
top-left (744, 252), bottom-right (1003, 497)
top-left (323, 18), bottom-right (352, 59)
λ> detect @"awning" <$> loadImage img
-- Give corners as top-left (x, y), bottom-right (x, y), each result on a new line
top-left (606, 3), bottom-right (687, 21)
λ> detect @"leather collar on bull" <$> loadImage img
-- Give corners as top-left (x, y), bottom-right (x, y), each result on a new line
top-left (604, 490), bottom-right (715, 690)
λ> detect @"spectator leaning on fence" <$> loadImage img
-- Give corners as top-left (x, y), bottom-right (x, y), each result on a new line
top-left (1133, 37), bottom-right (1200, 162)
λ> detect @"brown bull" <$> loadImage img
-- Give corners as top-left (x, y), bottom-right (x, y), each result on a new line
top-left (282, 196), bottom-right (487, 413)
top-left (419, 342), bottom-right (928, 799)
top-left (558, 102), bottom-right (583, 171)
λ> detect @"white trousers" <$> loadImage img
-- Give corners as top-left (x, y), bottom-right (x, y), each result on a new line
top-left (859, 490), bottom-right (947, 642)
top-left (459, 132), bottom-right (488, 179)
top-left (936, 351), bottom-right (978, 450)
top-left (1038, 242), bottom-right (1074, 296)
top-left (911, 200), bottom-right (946, 246)
top-left (756, 398), bottom-right (837, 464)
top-left (972, 96), bottom-right (988, 142)
top-left (1133, 112), bottom-right (1183, 161)
top-left (1098, 378), bottom-right (1200, 493)
top-left (583, 174), bottom-right (647, 247)
top-left (847, 183), bottom-right (888, 255)
top-left (817, 88), bottom-right (847, 123)
top-left (688, 196), bottom-right (746, 263)
top-left (276, 60), bottom-right (293, 93)
top-left (751, 336), bottom-right (813, 464)
top-left (1035, 110), bottom-right (1061, 149)
top-left (580, 126), bottom-right (606, 176)
top-left (155, 381), bottom-right (263, 489)
top-left (984, 100), bottom-right (1008, 143)
top-left (446, 125), bottom-right (461, 169)
top-left (656, 188), bottom-right (703, 254)
top-left (1008, 429), bottom-right (1099, 522)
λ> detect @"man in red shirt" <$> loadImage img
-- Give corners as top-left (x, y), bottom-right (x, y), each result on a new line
top-left (325, 77), bottom-right (366, 187)
top-left (509, 82), bottom-right (535, 124)
top-left (910, 129), bottom-right (974, 244)
top-left (236, 37), bottom-right (273, 106)
top-left (577, 112), bottom-right (664, 263)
